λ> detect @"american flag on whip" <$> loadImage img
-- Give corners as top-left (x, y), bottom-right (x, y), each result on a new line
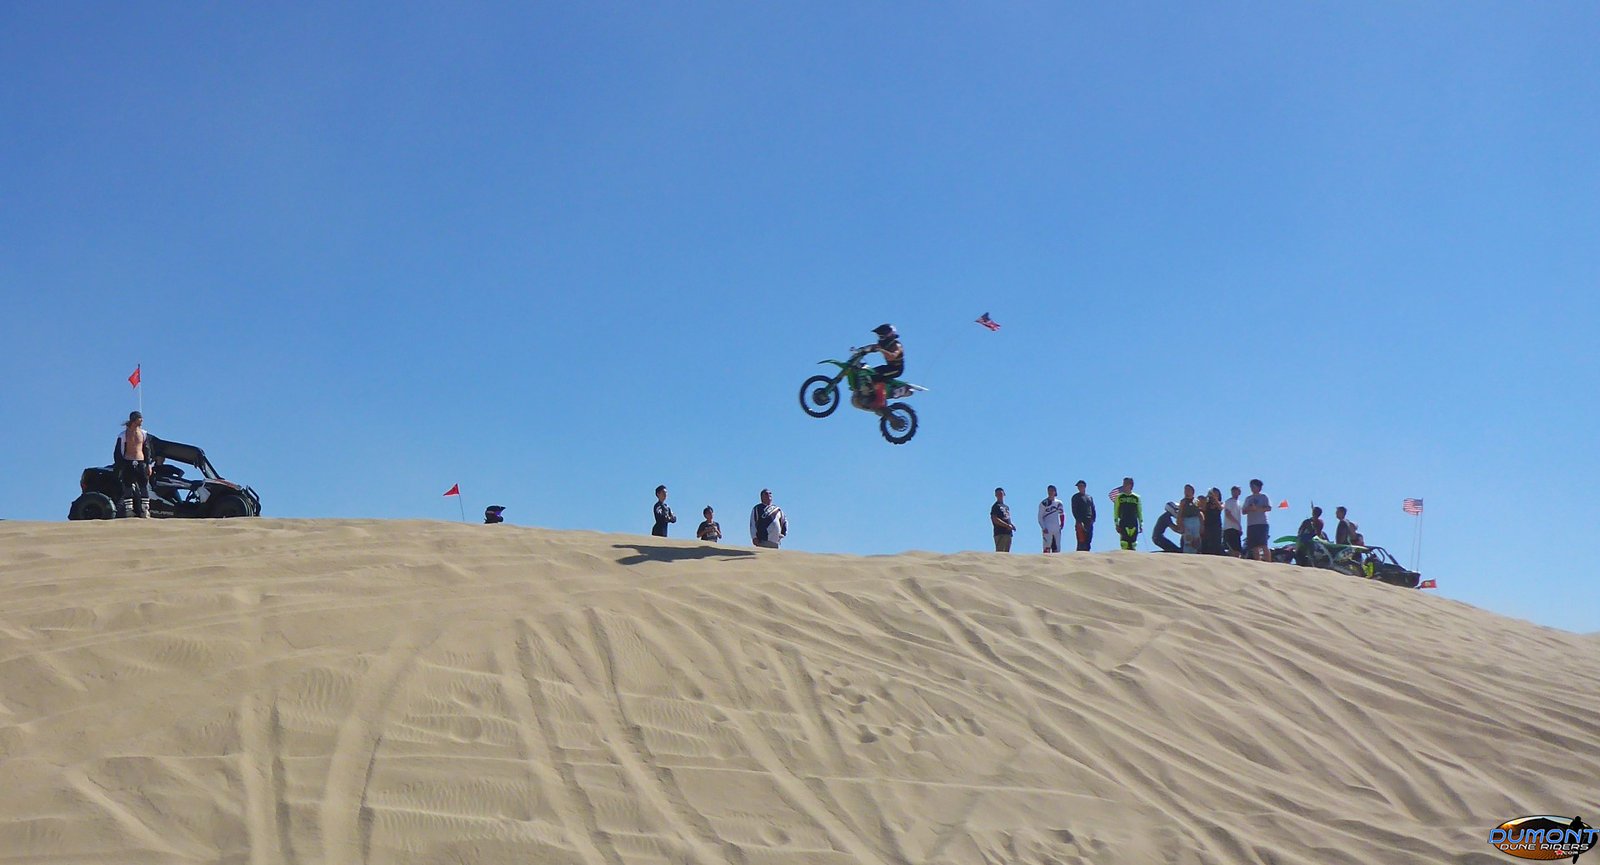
top-left (1402, 498), bottom-right (1423, 515)
top-left (975, 312), bottom-right (1001, 331)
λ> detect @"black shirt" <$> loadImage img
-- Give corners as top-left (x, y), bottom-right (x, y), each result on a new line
top-left (991, 502), bottom-right (1013, 536)
top-left (1071, 492), bottom-right (1096, 523)
top-left (653, 501), bottom-right (675, 536)
top-left (696, 519), bottom-right (721, 542)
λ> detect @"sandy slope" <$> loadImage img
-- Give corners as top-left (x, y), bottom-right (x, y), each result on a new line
top-left (0, 519), bottom-right (1594, 865)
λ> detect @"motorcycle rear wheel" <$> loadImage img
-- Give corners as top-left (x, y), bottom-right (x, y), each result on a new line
top-left (879, 402), bottom-right (918, 444)
top-left (799, 375), bottom-right (841, 418)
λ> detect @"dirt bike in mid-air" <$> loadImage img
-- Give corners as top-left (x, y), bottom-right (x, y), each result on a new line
top-left (798, 347), bottom-right (926, 444)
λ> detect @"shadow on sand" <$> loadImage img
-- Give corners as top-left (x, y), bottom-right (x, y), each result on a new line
top-left (612, 543), bottom-right (759, 566)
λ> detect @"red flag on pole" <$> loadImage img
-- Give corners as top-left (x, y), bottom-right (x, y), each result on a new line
top-left (128, 365), bottom-right (141, 388)
top-left (1277, 500), bottom-right (1289, 509)
top-left (443, 484), bottom-right (460, 497)
top-left (1418, 579), bottom-right (1437, 589)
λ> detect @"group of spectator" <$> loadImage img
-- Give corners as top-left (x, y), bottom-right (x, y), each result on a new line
top-left (501, 478), bottom-right (1356, 564)
top-left (646, 485), bottom-right (789, 549)
top-left (992, 477), bottom-right (1296, 561)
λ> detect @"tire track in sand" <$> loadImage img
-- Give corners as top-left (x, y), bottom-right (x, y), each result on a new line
top-left (493, 623), bottom-right (618, 865)
top-left (318, 621), bottom-right (440, 864)
top-left (538, 610), bottom-right (731, 865)
top-left (636, 598), bottom-right (904, 865)
top-left (235, 587), bottom-right (293, 865)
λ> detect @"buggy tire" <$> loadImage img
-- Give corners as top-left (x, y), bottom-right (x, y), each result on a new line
top-left (879, 402), bottom-right (918, 445)
top-left (70, 492), bottom-right (117, 521)
top-left (211, 494), bottom-right (251, 519)
top-left (799, 375), bottom-right (841, 418)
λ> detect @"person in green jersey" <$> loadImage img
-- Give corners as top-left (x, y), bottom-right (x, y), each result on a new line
top-left (1113, 477), bottom-right (1143, 550)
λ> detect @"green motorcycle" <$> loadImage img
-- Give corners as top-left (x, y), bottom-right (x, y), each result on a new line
top-left (798, 346), bottom-right (926, 444)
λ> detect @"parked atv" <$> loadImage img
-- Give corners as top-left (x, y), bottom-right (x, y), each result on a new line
top-left (1360, 546), bottom-right (1423, 589)
top-left (1273, 536), bottom-right (1423, 588)
top-left (69, 437), bottom-right (262, 520)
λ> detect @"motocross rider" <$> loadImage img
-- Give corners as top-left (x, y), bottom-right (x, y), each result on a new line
top-left (861, 324), bottom-right (905, 410)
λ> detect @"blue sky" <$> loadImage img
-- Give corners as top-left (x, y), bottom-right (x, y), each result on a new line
top-left (3, 3), bottom-right (1596, 632)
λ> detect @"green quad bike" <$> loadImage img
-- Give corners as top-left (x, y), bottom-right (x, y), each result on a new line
top-left (798, 346), bottom-right (927, 444)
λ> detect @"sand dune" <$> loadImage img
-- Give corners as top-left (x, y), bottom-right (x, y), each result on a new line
top-left (0, 519), bottom-right (1594, 864)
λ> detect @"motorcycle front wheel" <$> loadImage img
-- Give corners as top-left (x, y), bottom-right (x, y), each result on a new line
top-left (878, 402), bottom-right (918, 444)
top-left (799, 375), bottom-right (841, 418)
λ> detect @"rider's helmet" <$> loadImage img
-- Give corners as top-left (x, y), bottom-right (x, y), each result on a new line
top-left (484, 505), bottom-right (505, 524)
top-left (1164, 501), bottom-right (1179, 518)
top-left (872, 323), bottom-right (898, 344)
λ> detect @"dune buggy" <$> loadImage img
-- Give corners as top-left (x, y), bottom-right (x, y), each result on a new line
top-left (69, 436), bottom-right (262, 520)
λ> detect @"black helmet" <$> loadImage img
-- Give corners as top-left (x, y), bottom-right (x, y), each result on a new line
top-left (872, 323), bottom-right (897, 341)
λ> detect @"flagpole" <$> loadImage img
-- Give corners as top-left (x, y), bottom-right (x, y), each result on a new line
top-left (1415, 509), bottom-right (1424, 573)
top-left (1409, 512), bottom-right (1421, 571)
top-left (458, 494), bottom-right (466, 524)
top-left (137, 362), bottom-right (142, 415)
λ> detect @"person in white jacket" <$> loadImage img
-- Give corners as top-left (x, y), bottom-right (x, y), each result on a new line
top-left (750, 488), bottom-right (788, 549)
top-left (1038, 485), bottom-right (1066, 553)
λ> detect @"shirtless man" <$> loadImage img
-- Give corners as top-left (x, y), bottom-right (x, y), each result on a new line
top-left (115, 411), bottom-right (153, 517)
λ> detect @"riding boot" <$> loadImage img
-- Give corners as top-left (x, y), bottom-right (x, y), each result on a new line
top-left (133, 497), bottom-right (149, 518)
top-left (119, 497), bottom-right (132, 518)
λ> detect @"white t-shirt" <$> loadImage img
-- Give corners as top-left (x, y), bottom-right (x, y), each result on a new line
top-left (1224, 497), bottom-right (1243, 532)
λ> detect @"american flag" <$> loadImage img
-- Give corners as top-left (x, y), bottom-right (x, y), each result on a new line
top-left (1402, 498), bottom-right (1423, 515)
top-left (975, 312), bottom-right (1001, 331)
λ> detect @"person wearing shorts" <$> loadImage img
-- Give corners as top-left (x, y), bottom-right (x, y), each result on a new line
top-left (1242, 479), bottom-right (1272, 561)
top-left (1178, 485), bottom-right (1202, 553)
top-left (991, 488), bottom-right (1017, 552)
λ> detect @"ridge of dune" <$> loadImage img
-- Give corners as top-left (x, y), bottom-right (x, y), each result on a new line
top-left (0, 518), bottom-right (1595, 865)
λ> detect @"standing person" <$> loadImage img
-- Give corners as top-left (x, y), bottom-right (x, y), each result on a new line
top-left (1223, 486), bottom-right (1244, 556)
top-left (1178, 485), bottom-right (1203, 553)
top-left (114, 411), bottom-right (153, 518)
top-left (1037, 485), bottom-right (1066, 553)
top-left (750, 489), bottom-right (788, 549)
top-left (1113, 478), bottom-right (1143, 550)
top-left (1070, 480), bottom-right (1097, 551)
top-left (1334, 506), bottom-right (1355, 545)
top-left (1241, 479), bottom-right (1273, 561)
top-left (1201, 488), bottom-right (1226, 555)
top-left (696, 506), bottom-right (722, 542)
top-left (990, 487), bottom-right (1017, 552)
top-left (651, 485), bottom-right (676, 537)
